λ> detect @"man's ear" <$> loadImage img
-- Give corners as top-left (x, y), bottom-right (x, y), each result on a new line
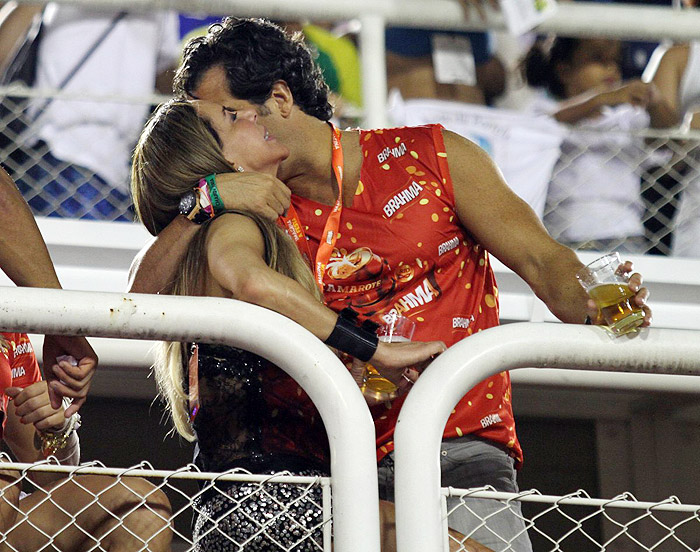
top-left (270, 81), bottom-right (294, 118)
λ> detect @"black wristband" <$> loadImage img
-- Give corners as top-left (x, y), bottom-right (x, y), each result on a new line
top-left (324, 315), bottom-right (379, 362)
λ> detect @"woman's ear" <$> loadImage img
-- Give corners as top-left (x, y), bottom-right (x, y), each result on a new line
top-left (270, 81), bottom-right (294, 118)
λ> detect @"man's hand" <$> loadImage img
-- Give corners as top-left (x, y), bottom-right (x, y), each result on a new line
top-left (5, 381), bottom-right (64, 432)
top-left (216, 171), bottom-right (292, 220)
top-left (42, 336), bottom-right (98, 416)
top-left (585, 260), bottom-right (653, 327)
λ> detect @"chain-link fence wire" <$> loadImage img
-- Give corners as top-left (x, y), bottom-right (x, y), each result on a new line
top-left (0, 85), bottom-right (167, 222)
top-left (3, 457), bottom-right (700, 552)
top-left (544, 123), bottom-right (700, 258)
top-left (445, 487), bottom-right (700, 552)
top-left (0, 456), bottom-right (331, 552)
top-left (2, 85), bottom-right (700, 256)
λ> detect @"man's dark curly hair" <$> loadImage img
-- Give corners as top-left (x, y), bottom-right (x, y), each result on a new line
top-left (174, 18), bottom-right (333, 122)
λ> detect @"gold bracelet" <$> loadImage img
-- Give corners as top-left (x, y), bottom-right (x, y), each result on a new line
top-left (37, 412), bottom-right (81, 459)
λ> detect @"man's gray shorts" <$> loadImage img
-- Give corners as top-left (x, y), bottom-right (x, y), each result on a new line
top-left (377, 435), bottom-right (533, 551)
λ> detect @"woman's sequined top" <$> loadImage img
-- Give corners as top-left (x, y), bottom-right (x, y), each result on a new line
top-left (190, 343), bottom-right (330, 474)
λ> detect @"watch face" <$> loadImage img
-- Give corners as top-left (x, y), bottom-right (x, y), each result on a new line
top-left (179, 191), bottom-right (196, 215)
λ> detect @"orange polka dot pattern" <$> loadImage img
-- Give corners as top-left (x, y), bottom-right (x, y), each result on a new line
top-left (291, 125), bottom-right (522, 467)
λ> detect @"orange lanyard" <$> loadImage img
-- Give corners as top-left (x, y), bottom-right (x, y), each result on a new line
top-left (278, 123), bottom-right (344, 293)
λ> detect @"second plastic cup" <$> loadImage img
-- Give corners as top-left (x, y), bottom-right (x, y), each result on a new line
top-left (361, 315), bottom-right (416, 401)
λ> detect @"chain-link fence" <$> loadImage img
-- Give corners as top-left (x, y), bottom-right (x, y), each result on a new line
top-left (544, 124), bottom-right (700, 258)
top-left (0, 84), bottom-right (165, 221)
top-left (3, 458), bottom-right (699, 552)
top-left (0, 457), bottom-right (331, 552)
top-left (3, 84), bottom-right (700, 258)
top-left (445, 488), bottom-right (700, 552)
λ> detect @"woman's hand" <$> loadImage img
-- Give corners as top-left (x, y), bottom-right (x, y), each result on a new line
top-left (370, 339), bottom-right (447, 374)
top-left (600, 80), bottom-right (660, 110)
top-left (5, 381), bottom-right (65, 432)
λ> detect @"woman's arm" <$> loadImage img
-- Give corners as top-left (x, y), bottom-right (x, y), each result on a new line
top-left (205, 214), bottom-right (446, 374)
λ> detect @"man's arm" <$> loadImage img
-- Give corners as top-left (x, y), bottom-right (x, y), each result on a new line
top-left (444, 130), bottom-right (595, 323)
top-left (0, 168), bottom-right (97, 414)
top-left (128, 216), bottom-right (198, 293)
top-left (128, 172), bottom-right (292, 293)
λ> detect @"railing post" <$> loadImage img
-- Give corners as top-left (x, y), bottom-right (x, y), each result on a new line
top-left (0, 287), bottom-right (381, 552)
top-left (358, 13), bottom-right (389, 129)
top-left (393, 323), bottom-right (700, 552)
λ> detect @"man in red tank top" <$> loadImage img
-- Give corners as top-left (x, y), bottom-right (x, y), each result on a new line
top-left (130, 18), bottom-right (652, 550)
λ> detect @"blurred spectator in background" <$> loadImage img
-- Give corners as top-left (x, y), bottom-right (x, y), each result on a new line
top-left (303, 22), bottom-right (362, 118)
top-left (524, 36), bottom-right (664, 253)
top-left (0, 4), bottom-right (179, 220)
top-left (644, 32), bottom-right (700, 257)
top-left (385, 27), bottom-right (506, 106)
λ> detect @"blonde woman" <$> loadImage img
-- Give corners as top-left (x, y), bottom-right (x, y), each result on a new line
top-left (0, 332), bottom-right (172, 551)
top-left (131, 99), bottom-right (459, 551)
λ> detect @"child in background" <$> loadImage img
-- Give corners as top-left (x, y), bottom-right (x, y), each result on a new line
top-left (524, 37), bottom-right (664, 253)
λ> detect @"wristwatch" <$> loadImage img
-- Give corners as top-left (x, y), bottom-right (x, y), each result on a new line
top-left (179, 190), bottom-right (210, 224)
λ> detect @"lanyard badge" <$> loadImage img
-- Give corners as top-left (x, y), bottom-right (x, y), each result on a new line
top-left (278, 122), bottom-right (345, 294)
top-left (188, 343), bottom-right (200, 422)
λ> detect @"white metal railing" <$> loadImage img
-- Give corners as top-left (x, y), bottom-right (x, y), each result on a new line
top-left (9, 0), bottom-right (700, 39)
top-left (7, 0), bottom-right (700, 128)
top-left (0, 286), bottom-right (381, 552)
top-left (394, 322), bottom-right (700, 552)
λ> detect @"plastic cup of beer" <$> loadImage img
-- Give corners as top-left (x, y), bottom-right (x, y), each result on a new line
top-left (576, 252), bottom-right (644, 335)
top-left (361, 315), bottom-right (416, 401)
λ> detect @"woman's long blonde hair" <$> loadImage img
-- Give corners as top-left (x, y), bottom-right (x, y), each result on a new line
top-left (132, 100), bottom-right (320, 441)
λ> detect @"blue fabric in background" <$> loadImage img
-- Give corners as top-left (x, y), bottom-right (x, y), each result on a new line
top-left (385, 27), bottom-right (494, 65)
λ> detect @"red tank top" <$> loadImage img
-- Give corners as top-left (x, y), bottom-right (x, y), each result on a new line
top-left (292, 124), bottom-right (522, 466)
top-left (0, 332), bottom-right (42, 438)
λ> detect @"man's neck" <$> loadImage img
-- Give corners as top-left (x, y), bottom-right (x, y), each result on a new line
top-left (278, 116), bottom-right (361, 206)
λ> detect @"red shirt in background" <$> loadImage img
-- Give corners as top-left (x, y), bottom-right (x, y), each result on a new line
top-left (0, 332), bottom-right (42, 438)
